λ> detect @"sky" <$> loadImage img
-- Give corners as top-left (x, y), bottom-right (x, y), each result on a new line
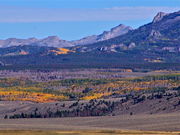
top-left (0, 0), bottom-right (179, 40)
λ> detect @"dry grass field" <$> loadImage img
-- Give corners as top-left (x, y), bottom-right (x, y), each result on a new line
top-left (0, 130), bottom-right (179, 135)
top-left (0, 113), bottom-right (180, 135)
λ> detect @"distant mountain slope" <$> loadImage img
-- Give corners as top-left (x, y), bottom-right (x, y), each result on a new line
top-left (0, 36), bottom-right (73, 48)
top-left (71, 24), bottom-right (132, 45)
top-left (0, 38), bottom-right (38, 47)
top-left (0, 11), bottom-right (180, 70)
top-left (0, 24), bottom-right (132, 48)
top-left (68, 10), bottom-right (180, 64)
top-left (76, 11), bottom-right (180, 53)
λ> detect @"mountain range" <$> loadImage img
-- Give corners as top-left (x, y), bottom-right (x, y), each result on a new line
top-left (74, 11), bottom-right (180, 52)
top-left (0, 10), bottom-right (179, 70)
top-left (0, 24), bottom-right (132, 48)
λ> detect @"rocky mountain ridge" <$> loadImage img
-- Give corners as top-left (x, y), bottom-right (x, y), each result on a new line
top-left (74, 10), bottom-right (180, 54)
top-left (0, 11), bottom-right (180, 69)
top-left (0, 24), bottom-right (132, 48)
top-left (71, 24), bottom-right (132, 46)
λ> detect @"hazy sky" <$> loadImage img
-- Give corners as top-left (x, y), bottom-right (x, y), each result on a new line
top-left (0, 0), bottom-right (179, 40)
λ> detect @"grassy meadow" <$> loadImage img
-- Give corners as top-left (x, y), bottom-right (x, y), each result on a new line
top-left (0, 130), bottom-right (179, 135)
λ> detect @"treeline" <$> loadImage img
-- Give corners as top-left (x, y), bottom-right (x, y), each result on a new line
top-left (0, 53), bottom-right (180, 71)
top-left (132, 74), bottom-right (180, 82)
top-left (5, 100), bottom-right (119, 119)
top-left (5, 89), bottom-right (180, 119)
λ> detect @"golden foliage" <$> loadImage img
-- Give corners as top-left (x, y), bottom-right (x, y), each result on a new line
top-left (50, 48), bottom-right (75, 55)
top-left (0, 91), bottom-right (68, 103)
top-left (81, 93), bottom-right (111, 100)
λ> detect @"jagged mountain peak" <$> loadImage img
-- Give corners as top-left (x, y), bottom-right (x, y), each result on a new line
top-left (153, 12), bottom-right (168, 23)
top-left (97, 24), bottom-right (133, 41)
top-left (71, 24), bottom-right (132, 46)
top-left (111, 24), bottom-right (132, 31)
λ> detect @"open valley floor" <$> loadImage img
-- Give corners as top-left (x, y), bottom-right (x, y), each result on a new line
top-left (0, 113), bottom-right (180, 135)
